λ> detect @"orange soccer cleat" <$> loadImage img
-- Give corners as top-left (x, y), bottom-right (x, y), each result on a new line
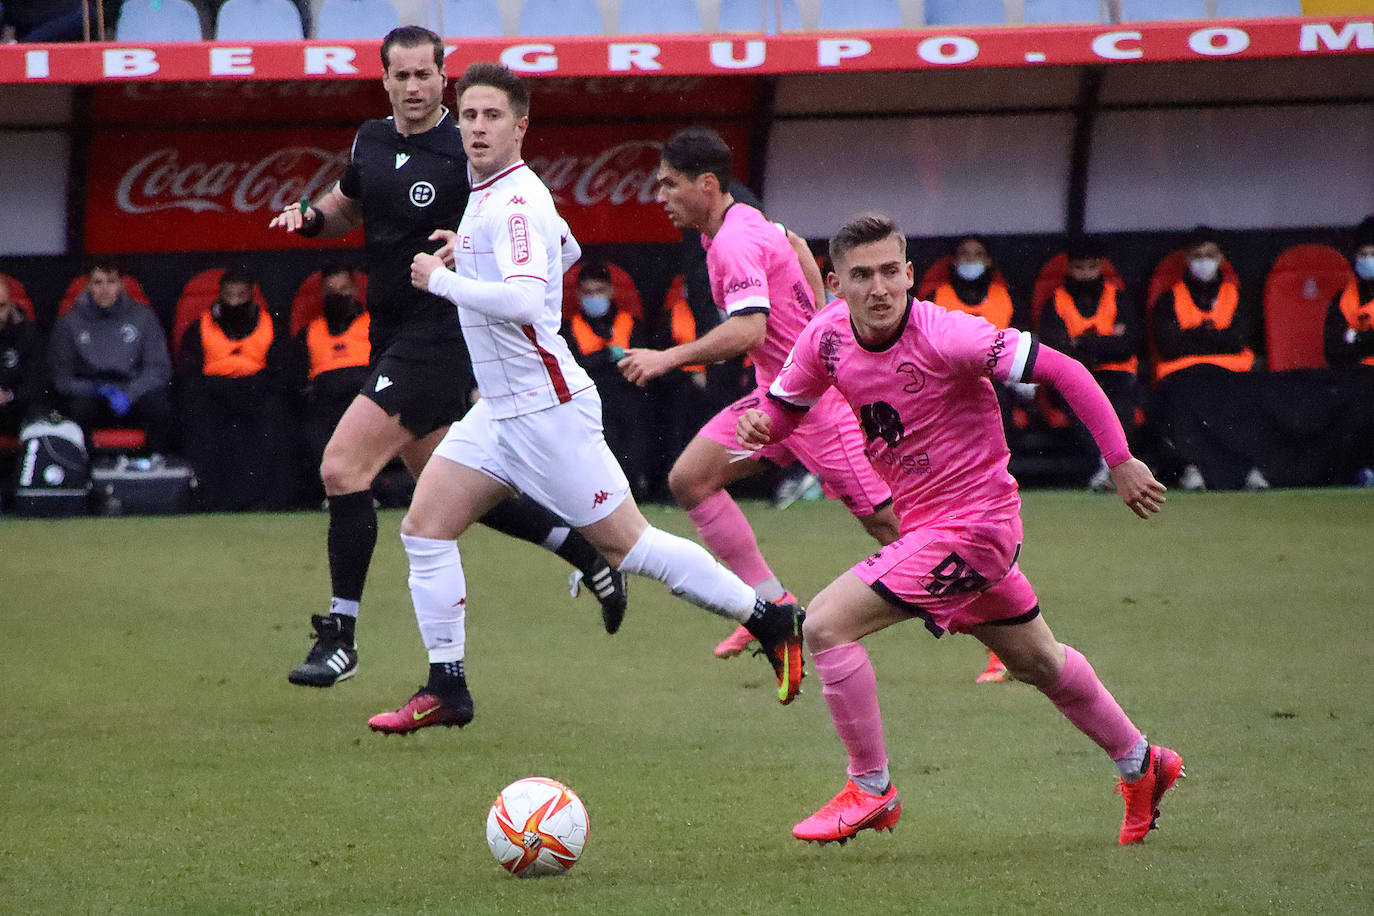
top-left (1116, 744), bottom-right (1185, 844)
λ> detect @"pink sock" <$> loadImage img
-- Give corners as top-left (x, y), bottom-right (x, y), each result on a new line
top-left (1039, 645), bottom-right (1142, 760)
top-left (814, 642), bottom-right (888, 778)
top-left (685, 490), bottom-right (775, 587)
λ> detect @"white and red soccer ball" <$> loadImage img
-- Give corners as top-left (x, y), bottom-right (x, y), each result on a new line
top-left (485, 777), bottom-right (589, 878)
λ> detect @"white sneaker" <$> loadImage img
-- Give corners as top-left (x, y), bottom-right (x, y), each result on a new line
top-left (1088, 460), bottom-right (1114, 493)
top-left (1179, 464), bottom-right (1206, 492)
top-left (1243, 467), bottom-right (1270, 490)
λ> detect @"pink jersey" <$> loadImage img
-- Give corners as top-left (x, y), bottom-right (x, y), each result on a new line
top-left (701, 203), bottom-right (815, 386)
top-left (767, 298), bottom-right (1039, 533)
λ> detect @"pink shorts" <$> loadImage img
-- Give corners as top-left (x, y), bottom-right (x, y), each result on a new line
top-left (851, 515), bottom-right (1039, 637)
top-left (698, 386), bottom-right (892, 517)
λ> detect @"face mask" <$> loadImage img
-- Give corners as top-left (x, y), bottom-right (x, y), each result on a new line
top-left (1355, 255), bottom-right (1374, 281)
top-left (323, 293), bottom-right (357, 321)
top-left (955, 261), bottom-right (986, 282)
top-left (1188, 257), bottom-right (1220, 283)
top-left (580, 295), bottom-right (610, 319)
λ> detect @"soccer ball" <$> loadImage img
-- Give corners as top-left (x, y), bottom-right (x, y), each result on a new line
top-left (485, 777), bottom-right (589, 877)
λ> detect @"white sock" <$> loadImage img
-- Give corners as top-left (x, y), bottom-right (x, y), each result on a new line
top-left (401, 534), bottom-right (467, 664)
top-left (543, 525), bottom-right (570, 552)
top-left (328, 598), bottom-right (360, 617)
top-left (618, 526), bottom-right (757, 622)
top-left (852, 768), bottom-right (891, 796)
top-left (1114, 735), bottom-right (1150, 781)
top-left (754, 576), bottom-right (785, 602)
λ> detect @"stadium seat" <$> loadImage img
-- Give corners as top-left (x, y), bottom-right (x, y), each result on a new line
top-left (433, 0), bottom-right (504, 37)
top-left (0, 273), bottom-right (37, 322)
top-left (170, 269), bottom-right (273, 358)
top-left (560, 262), bottom-right (642, 323)
top-left (115, 0), bottom-right (204, 40)
top-left (58, 274), bottom-right (151, 317)
top-left (290, 269), bottom-right (369, 336)
top-left (215, 0), bottom-right (305, 40)
top-left (1030, 252), bottom-right (1125, 330)
top-left (717, 0), bottom-right (802, 33)
top-left (1022, 0), bottom-right (1105, 24)
top-left (314, 0), bottom-right (400, 39)
top-left (518, 0), bottom-right (603, 35)
top-left (1214, 0), bottom-right (1304, 17)
top-left (619, 0), bottom-right (701, 34)
top-left (922, 0), bottom-right (1005, 26)
top-left (1263, 244), bottom-right (1353, 371)
top-left (817, 0), bottom-right (902, 29)
top-left (1119, 0), bottom-right (1207, 21)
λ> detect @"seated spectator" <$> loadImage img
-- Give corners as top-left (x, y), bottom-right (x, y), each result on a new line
top-left (0, 276), bottom-right (43, 437)
top-left (2, 1), bottom-right (98, 42)
top-left (563, 260), bottom-right (651, 498)
top-left (930, 234), bottom-right (1024, 428)
top-left (48, 261), bottom-right (172, 454)
top-left (294, 265), bottom-right (371, 502)
top-left (1323, 215), bottom-right (1374, 484)
top-left (177, 268), bottom-right (293, 510)
top-left (1150, 227), bottom-right (1267, 490)
top-left (1038, 236), bottom-right (1147, 490)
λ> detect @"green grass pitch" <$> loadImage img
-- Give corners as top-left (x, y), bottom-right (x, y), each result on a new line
top-left (2, 490), bottom-right (1371, 914)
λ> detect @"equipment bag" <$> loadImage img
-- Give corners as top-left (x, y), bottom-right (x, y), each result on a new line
top-left (13, 417), bottom-right (91, 517)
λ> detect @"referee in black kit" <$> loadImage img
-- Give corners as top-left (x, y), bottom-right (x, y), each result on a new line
top-left (269, 26), bottom-right (626, 689)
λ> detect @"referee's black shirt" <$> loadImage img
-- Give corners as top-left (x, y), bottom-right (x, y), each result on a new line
top-left (338, 110), bottom-right (469, 354)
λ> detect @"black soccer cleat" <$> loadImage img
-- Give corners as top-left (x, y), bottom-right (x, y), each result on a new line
top-left (746, 600), bottom-right (806, 705)
top-left (287, 614), bottom-right (358, 687)
top-left (569, 559), bottom-right (629, 634)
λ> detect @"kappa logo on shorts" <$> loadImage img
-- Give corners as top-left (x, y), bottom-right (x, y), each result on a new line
top-left (375, 375), bottom-right (394, 392)
top-left (409, 181), bottom-right (436, 207)
top-left (592, 490), bottom-right (611, 507)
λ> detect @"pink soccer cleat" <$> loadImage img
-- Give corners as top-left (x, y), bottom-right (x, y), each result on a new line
top-left (975, 650), bottom-right (1009, 684)
top-left (792, 778), bottom-right (901, 844)
top-left (713, 625), bottom-right (755, 659)
top-left (1116, 745), bottom-right (1185, 844)
top-left (367, 688), bottom-right (473, 735)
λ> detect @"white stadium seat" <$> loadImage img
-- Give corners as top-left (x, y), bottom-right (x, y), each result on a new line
top-left (116, 0), bottom-right (204, 41)
top-left (433, 0), bottom-right (504, 37)
top-left (619, 0), bottom-right (702, 34)
top-left (817, 0), bottom-right (902, 29)
top-left (1023, 0), bottom-right (1105, 25)
top-left (923, 0), bottom-right (1006, 26)
top-left (215, 0), bottom-right (305, 40)
top-left (314, 0), bottom-right (400, 39)
top-left (518, 0), bottom-right (603, 35)
top-left (718, 0), bottom-right (802, 33)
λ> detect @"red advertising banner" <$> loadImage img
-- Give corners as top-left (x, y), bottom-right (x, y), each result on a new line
top-left (3, 19), bottom-right (1370, 85)
top-left (90, 74), bottom-right (759, 123)
top-left (84, 122), bottom-right (750, 251)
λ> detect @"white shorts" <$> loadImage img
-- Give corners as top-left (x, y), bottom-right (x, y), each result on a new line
top-left (433, 391), bottom-right (630, 528)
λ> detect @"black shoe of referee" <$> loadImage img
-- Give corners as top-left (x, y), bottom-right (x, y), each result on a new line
top-left (569, 558), bottom-right (629, 635)
top-left (288, 613), bottom-right (358, 687)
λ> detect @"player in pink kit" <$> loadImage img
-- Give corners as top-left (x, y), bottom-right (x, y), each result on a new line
top-left (737, 214), bottom-right (1183, 846)
top-left (619, 127), bottom-right (898, 658)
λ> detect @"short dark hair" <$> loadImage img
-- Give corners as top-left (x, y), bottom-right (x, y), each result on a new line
top-left (1186, 225), bottom-right (1221, 250)
top-left (455, 62), bottom-right (530, 119)
top-left (660, 127), bottom-right (732, 189)
top-left (84, 258), bottom-right (121, 278)
top-left (577, 261), bottom-right (612, 285)
top-left (954, 234), bottom-right (993, 258)
top-left (219, 268), bottom-right (253, 290)
top-left (381, 26), bottom-right (445, 72)
top-left (320, 263), bottom-right (352, 284)
top-left (829, 212), bottom-right (907, 266)
top-left (1065, 235), bottom-right (1104, 261)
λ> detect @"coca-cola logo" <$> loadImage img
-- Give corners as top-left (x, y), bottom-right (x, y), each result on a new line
top-left (115, 146), bottom-right (350, 215)
top-left (528, 139), bottom-right (663, 209)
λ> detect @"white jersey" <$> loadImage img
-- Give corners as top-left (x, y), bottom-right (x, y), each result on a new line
top-left (452, 161), bottom-right (594, 419)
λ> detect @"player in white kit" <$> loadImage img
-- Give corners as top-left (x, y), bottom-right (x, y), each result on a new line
top-left (366, 63), bottom-right (804, 734)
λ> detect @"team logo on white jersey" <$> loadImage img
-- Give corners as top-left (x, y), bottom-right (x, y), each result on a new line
top-left (409, 181), bottom-right (436, 207)
top-left (375, 375), bottom-right (393, 392)
top-left (395, 152), bottom-right (411, 170)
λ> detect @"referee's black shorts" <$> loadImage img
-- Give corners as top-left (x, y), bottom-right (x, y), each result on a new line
top-left (361, 332), bottom-right (471, 439)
